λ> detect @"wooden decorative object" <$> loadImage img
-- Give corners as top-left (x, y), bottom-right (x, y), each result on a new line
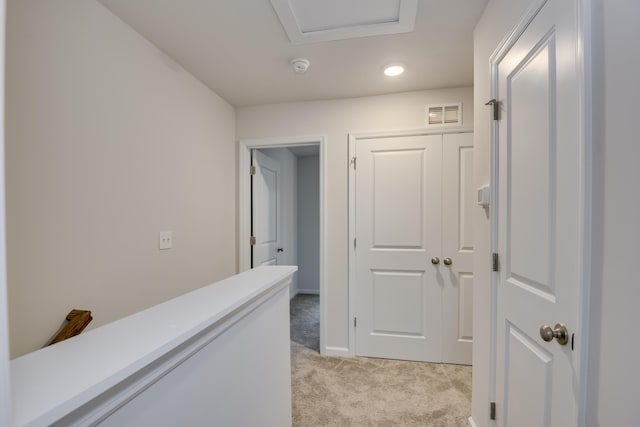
top-left (47, 309), bottom-right (93, 346)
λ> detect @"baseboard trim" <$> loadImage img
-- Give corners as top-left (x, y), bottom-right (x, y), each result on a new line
top-left (323, 346), bottom-right (351, 357)
top-left (468, 416), bottom-right (478, 427)
top-left (296, 289), bottom-right (319, 295)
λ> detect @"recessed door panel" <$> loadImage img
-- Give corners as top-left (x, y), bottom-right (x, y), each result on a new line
top-left (372, 150), bottom-right (424, 249)
top-left (371, 270), bottom-right (425, 336)
top-left (503, 324), bottom-right (552, 427)
top-left (458, 273), bottom-right (473, 342)
top-left (508, 39), bottom-right (555, 296)
top-left (261, 166), bottom-right (278, 244)
top-left (459, 146), bottom-right (474, 251)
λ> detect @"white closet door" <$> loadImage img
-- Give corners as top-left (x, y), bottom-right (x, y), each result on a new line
top-left (441, 132), bottom-right (474, 365)
top-left (354, 134), bottom-right (443, 362)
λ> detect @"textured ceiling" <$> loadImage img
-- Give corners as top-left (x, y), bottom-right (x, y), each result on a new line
top-left (97, 0), bottom-right (488, 107)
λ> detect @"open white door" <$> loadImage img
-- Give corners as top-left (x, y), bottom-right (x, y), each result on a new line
top-left (494, 0), bottom-right (585, 425)
top-left (251, 150), bottom-right (281, 267)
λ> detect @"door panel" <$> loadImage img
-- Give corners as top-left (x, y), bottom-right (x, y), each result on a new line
top-left (442, 132), bottom-right (474, 364)
top-left (496, 0), bottom-right (581, 425)
top-left (252, 150), bottom-right (280, 267)
top-left (504, 324), bottom-right (553, 427)
top-left (372, 150), bottom-right (425, 248)
top-left (371, 270), bottom-right (424, 335)
top-left (508, 39), bottom-right (554, 292)
top-left (355, 135), bottom-right (442, 362)
top-left (458, 273), bottom-right (474, 342)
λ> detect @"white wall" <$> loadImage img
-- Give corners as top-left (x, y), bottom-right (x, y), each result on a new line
top-left (237, 87), bottom-right (473, 352)
top-left (6, 0), bottom-right (236, 358)
top-left (258, 148), bottom-right (298, 296)
top-left (586, 1), bottom-right (640, 425)
top-left (474, 1), bottom-right (640, 426)
top-left (297, 155), bottom-right (320, 294)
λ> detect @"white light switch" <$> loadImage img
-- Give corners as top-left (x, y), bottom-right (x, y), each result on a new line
top-left (159, 231), bottom-right (173, 250)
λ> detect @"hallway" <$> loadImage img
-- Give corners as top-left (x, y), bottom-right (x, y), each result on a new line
top-left (289, 295), bottom-right (472, 426)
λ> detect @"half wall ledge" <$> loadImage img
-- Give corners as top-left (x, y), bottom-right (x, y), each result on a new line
top-left (10, 265), bottom-right (297, 427)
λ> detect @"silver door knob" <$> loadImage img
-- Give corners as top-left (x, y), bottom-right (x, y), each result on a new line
top-left (539, 323), bottom-right (569, 345)
top-left (443, 257), bottom-right (453, 266)
top-left (431, 257), bottom-right (440, 265)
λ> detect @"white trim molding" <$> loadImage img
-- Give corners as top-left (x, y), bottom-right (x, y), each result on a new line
top-left (0, 0), bottom-right (11, 424)
top-left (323, 347), bottom-right (351, 358)
top-left (269, 0), bottom-right (418, 45)
top-left (238, 135), bottom-right (328, 355)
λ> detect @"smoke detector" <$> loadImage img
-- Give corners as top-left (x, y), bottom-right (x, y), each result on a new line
top-left (291, 58), bottom-right (310, 73)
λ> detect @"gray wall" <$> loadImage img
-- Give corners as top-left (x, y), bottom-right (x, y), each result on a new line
top-left (296, 155), bottom-right (320, 294)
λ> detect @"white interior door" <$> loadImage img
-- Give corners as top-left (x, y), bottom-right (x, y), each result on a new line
top-left (495, 0), bottom-right (582, 425)
top-left (354, 134), bottom-right (443, 362)
top-left (442, 133), bottom-right (474, 365)
top-left (252, 150), bottom-right (280, 267)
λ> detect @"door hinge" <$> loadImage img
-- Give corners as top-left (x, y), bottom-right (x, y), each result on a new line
top-left (353, 237), bottom-right (357, 249)
top-left (485, 99), bottom-right (500, 120)
top-left (351, 156), bottom-right (356, 170)
top-left (250, 165), bottom-right (256, 175)
top-left (250, 235), bottom-right (256, 246)
top-left (354, 317), bottom-right (357, 327)
top-left (492, 253), bottom-right (500, 272)
top-left (490, 402), bottom-right (496, 420)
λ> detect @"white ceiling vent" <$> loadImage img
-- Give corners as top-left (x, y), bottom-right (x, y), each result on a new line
top-left (270, 0), bottom-right (418, 45)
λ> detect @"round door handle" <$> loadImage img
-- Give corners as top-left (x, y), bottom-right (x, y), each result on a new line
top-left (539, 323), bottom-right (569, 345)
top-left (443, 257), bottom-right (453, 266)
top-left (431, 257), bottom-right (440, 265)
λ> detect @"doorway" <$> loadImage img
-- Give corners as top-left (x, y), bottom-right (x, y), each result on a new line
top-left (239, 135), bottom-right (326, 354)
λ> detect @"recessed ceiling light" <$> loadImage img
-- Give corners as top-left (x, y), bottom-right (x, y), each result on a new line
top-left (384, 64), bottom-right (405, 77)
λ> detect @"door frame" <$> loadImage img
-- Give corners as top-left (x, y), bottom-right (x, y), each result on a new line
top-left (238, 135), bottom-right (327, 353)
top-left (488, 0), bottom-right (593, 424)
top-left (0, 0), bottom-right (9, 423)
top-left (348, 127), bottom-right (473, 357)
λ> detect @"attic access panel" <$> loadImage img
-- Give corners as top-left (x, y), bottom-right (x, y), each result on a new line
top-left (270, 0), bottom-right (418, 45)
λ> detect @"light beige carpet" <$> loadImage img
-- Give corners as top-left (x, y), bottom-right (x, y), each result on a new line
top-left (289, 295), bottom-right (472, 426)
top-left (290, 342), bottom-right (472, 426)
